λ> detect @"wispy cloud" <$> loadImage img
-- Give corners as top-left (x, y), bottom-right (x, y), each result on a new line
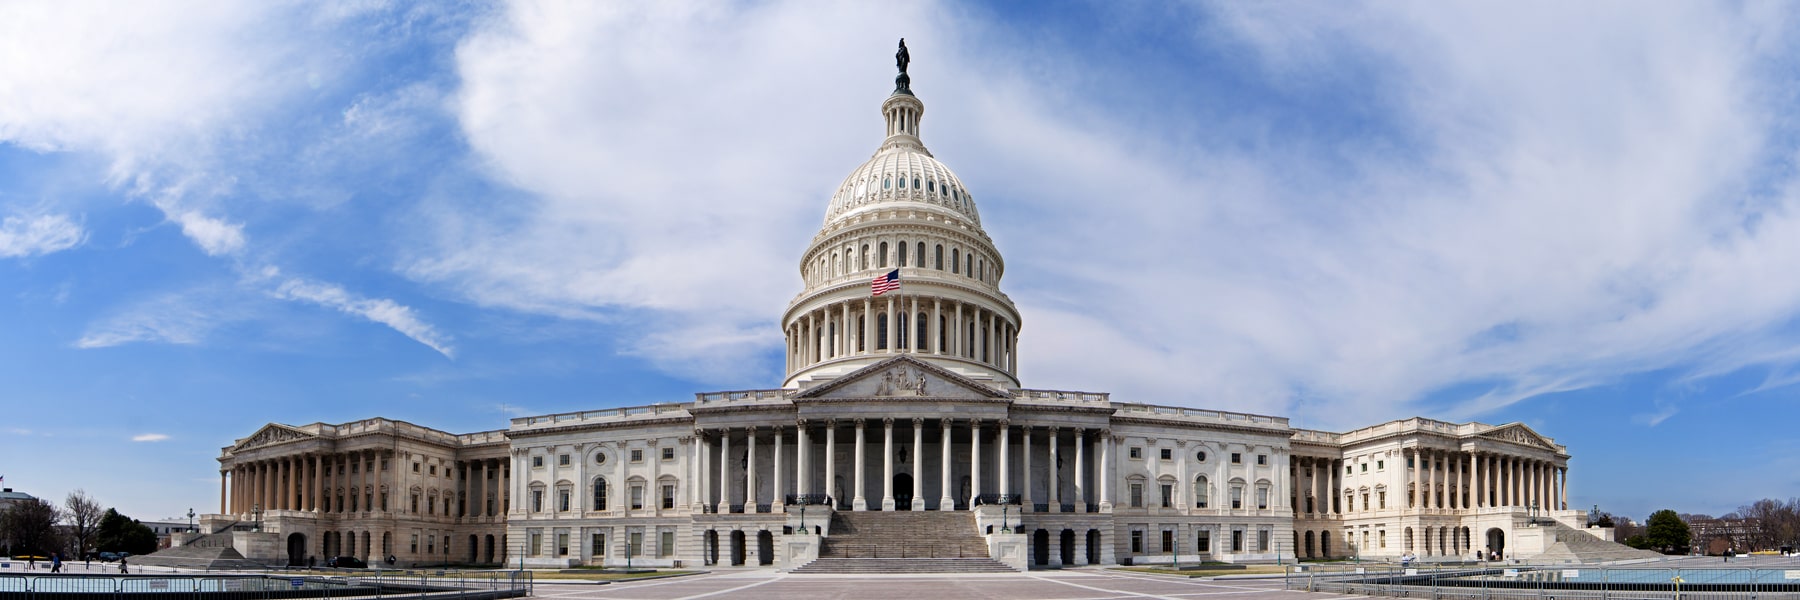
top-left (76, 290), bottom-right (225, 349)
top-left (131, 433), bottom-right (170, 442)
top-left (267, 271), bottom-right (454, 358)
top-left (0, 213), bottom-right (85, 258)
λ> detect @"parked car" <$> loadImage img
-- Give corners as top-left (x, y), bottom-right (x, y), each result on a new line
top-left (97, 552), bottom-right (123, 562)
top-left (326, 556), bottom-right (366, 568)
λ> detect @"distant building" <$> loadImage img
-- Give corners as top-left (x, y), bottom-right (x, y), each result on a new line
top-left (1689, 516), bottom-right (1761, 554)
top-left (0, 488), bottom-right (38, 513)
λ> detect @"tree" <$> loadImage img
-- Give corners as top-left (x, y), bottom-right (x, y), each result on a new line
top-left (64, 490), bottom-right (105, 559)
top-left (0, 497), bottom-right (65, 557)
top-left (1646, 509), bottom-right (1692, 554)
top-left (95, 509), bottom-right (159, 556)
top-left (1738, 498), bottom-right (1800, 551)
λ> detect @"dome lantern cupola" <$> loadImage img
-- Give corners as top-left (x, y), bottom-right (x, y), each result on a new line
top-left (782, 40), bottom-right (1022, 390)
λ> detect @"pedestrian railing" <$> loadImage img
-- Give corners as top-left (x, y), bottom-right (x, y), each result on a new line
top-left (0, 570), bottom-right (532, 599)
top-left (1286, 563), bottom-right (1800, 600)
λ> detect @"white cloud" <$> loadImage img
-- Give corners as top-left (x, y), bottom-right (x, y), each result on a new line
top-left (269, 275), bottom-right (455, 358)
top-left (0, 213), bottom-right (84, 258)
top-left (131, 433), bottom-right (170, 442)
top-left (76, 291), bottom-right (223, 349)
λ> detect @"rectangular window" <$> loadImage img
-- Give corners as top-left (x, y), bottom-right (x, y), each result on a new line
top-left (662, 447), bottom-right (675, 461)
top-left (1259, 529), bottom-right (1270, 552)
top-left (1232, 530), bottom-right (1244, 552)
top-left (559, 454), bottom-right (571, 466)
top-left (413, 462), bottom-right (421, 472)
top-left (1129, 483), bottom-right (1143, 508)
top-left (1231, 453), bottom-right (1242, 464)
top-left (628, 532), bottom-right (644, 557)
top-left (527, 532), bottom-right (539, 557)
top-left (427, 536), bottom-right (435, 554)
top-left (557, 533), bottom-right (569, 556)
top-left (631, 485), bottom-right (644, 510)
top-left (532, 490), bottom-right (543, 512)
top-left (1197, 531), bottom-right (1211, 552)
top-left (430, 465), bottom-right (437, 475)
top-left (1257, 454), bottom-right (1267, 465)
top-left (1159, 448), bottom-right (1172, 460)
top-left (662, 484), bottom-right (676, 509)
top-left (1346, 465), bottom-right (1353, 475)
top-left (660, 531), bottom-right (675, 557)
top-left (1130, 530), bottom-right (1143, 553)
top-left (428, 497), bottom-right (435, 515)
top-left (1129, 447), bottom-right (1142, 459)
top-left (1231, 487), bottom-right (1243, 509)
top-left (1160, 484), bottom-right (1172, 508)
top-left (1258, 487), bottom-right (1269, 510)
top-left (631, 449), bottom-right (644, 462)
top-left (1161, 529), bottom-right (1174, 553)
top-left (1379, 530), bottom-right (1388, 549)
top-left (411, 495), bottom-right (419, 513)
top-left (532, 456), bottom-right (544, 468)
top-left (558, 490), bottom-right (570, 512)
top-left (592, 533), bottom-right (606, 556)
top-left (1379, 491), bottom-right (1387, 509)
top-left (411, 533), bottom-right (420, 554)
top-left (1377, 460), bottom-right (1385, 470)
top-left (1361, 463), bottom-right (1368, 473)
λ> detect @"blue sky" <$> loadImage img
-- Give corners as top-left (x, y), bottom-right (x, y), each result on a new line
top-left (3, 1), bottom-right (1799, 524)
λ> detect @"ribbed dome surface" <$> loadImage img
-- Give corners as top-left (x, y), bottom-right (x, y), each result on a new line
top-left (824, 147), bottom-right (980, 227)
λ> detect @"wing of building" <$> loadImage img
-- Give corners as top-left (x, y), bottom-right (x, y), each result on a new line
top-left (188, 42), bottom-right (1609, 571)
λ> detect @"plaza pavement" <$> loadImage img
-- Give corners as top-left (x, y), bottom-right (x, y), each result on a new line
top-left (525, 569), bottom-right (1327, 600)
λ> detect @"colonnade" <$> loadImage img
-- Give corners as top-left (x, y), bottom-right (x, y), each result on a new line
top-left (222, 450), bottom-right (389, 516)
top-left (1295, 457), bottom-right (1344, 516)
top-left (451, 459), bottom-right (507, 519)
top-left (691, 419), bottom-right (1112, 512)
top-left (1404, 449), bottom-right (1567, 511)
top-left (785, 295), bottom-right (1017, 375)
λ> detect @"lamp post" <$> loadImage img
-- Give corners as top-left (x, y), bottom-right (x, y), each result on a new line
top-left (799, 505), bottom-right (806, 533)
top-left (187, 508), bottom-right (195, 533)
top-left (252, 503), bottom-right (262, 532)
top-left (1001, 505), bottom-right (1011, 534)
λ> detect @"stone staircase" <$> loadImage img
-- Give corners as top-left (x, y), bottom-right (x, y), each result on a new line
top-left (1532, 522), bottom-right (1665, 564)
top-left (791, 511), bottom-right (1015, 574)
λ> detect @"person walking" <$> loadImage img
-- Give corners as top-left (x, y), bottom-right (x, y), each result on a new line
top-left (118, 556), bottom-right (128, 574)
top-left (50, 553), bottom-right (62, 573)
top-left (26, 555), bottom-right (35, 570)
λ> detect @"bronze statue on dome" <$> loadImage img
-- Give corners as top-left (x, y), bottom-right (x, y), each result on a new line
top-left (895, 38), bottom-right (913, 94)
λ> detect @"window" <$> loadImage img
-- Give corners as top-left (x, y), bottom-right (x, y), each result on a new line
top-left (660, 531), bottom-right (675, 557)
top-left (1257, 486), bottom-right (1269, 510)
top-left (531, 490), bottom-right (543, 512)
top-left (595, 452), bottom-right (607, 465)
top-left (1232, 530), bottom-right (1244, 552)
top-left (1197, 530), bottom-right (1211, 552)
top-left (559, 454), bottom-right (570, 466)
top-left (1130, 530), bottom-right (1144, 553)
top-left (593, 478), bottom-right (608, 510)
top-left (631, 485), bottom-right (644, 510)
top-left (1160, 448), bottom-right (1172, 460)
top-left (532, 456), bottom-right (544, 468)
top-left (928, 180), bottom-right (936, 193)
top-left (879, 242), bottom-right (889, 267)
top-left (557, 533), bottom-right (569, 556)
top-left (1346, 465), bottom-right (1353, 475)
top-left (628, 532), bottom-right (644, 557)
top-left (1195, 476), bottom-right (1210, 508)
top-left (527, 532), bottom-right (540, 556)
top-left (662, 484), bottom-right (676, 509)
top-left (558, 490), bottom-right (569, 512)
top-left (413, 462), bottom-right (420, 472)
top-left (1161, 530), bottom-right (1174, 553)
top-left (1361, 463), bottom-right (1369, 473)
top-left (1196, 450), bottom-right (1208, 462)
top-left (430, 465), bottom-right (437, 475)
top-left (411, 494), bottom-right (419, 513)
top-left (1129, 447), bottom-right (1142, 459)
top-left (591, 533), bottom-right (606, 557)
top-left (1259, 529), bottom-right (1271, 552)
top-left (912, 177), bottom-right (920, 190)
top-left (662, 447), bottom-right (675, 461)
top-left (1257, 454), bottom-right (1267, 465)
top-left (412, 533), bottom-right (420, 554)
top-left (951, 248), bottom-right (960, 274)
top-left (428, 496), bottom-right (435, 514)
top-left (1377, 460), bottom-right (1385, 470)
top-left (915, 242), bottom-right (925, 267)
top-left (883, 177), bottom-right (891, 189)
top-left (1379, 491), bottom-right (1387, 509)
top-left (1231, 453), bottom-right (1242, 464)
top-left (1231, 486), bottom-right (1243, 509)
top-left (1160, 484), bottom-right (1173, 508)
top-left (631, 449), bottom-right (643, 463)
top-left (935, 245), bottom-right (943, 269)
top-left (381, 458), bottom-right (389, 471)
top-left (1379, 530), bottom-right (1387, 549)
top-left (1129, 483), bottom-right (1143, 508)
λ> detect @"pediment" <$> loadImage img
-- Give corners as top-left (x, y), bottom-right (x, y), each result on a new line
top-left (796, 355), bottom-right (1008, 400)
top-left (1479, 423), bottom-right (1555, 450)
top-left (233, 424), bottom-right (314, 451)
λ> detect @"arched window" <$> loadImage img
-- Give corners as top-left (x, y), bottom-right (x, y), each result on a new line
top-left (860, 245), bottom-right (869, 270)
top-left (832, 252), bottom-right (840, 276)
top-left (913, 177), bottom-right (920, 190)
top-left (916, 312), bottom-right (928, 352)
top-left (934, 245), bottom-right (944, 270)
top-left (883, 177), bottom-right (891, 189)
top-left (965, 255), bottom-right (973, 277)
top-left (878, 242), bottom-right (888, 268)
top-left (927, 180), bottom-right (936, 193)
top-left (877, 314), bottom-right (889, 350)
top-left (915, 242), bottom-right (925, 268)
top-left (1195, 475), bottom-right (1210, 508)
top-left (951, 248), bottom-right (960, 274)
top-left (898, 240), bottom-right (908, 267)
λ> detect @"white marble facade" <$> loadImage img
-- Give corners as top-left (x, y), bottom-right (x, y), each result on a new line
top-left (209, 50), bottom-right (1585, 570)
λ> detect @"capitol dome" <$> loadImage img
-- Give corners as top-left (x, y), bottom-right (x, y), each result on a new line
top-left (782, 47), bottom-right (1021, 390)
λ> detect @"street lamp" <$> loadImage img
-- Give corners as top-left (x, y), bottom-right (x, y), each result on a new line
top-left (187, 508), bottom-right (195, 533)
top-left (1001, 505), bottom-right (1011, 534)
top-left (252, 503), bottom-right (263, 532)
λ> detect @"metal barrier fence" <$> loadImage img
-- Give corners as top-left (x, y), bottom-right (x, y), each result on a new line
top-left (0, 570), bottom-right (531, 600)
top-left (1286, 563), bottom-right (1800, 600)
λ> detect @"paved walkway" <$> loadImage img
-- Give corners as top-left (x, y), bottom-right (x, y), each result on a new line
top-left (527, 569), bottom-right (1330, 600)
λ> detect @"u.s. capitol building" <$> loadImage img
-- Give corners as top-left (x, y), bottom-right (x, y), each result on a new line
top-left (189, 44), bottom-right (1600, 572)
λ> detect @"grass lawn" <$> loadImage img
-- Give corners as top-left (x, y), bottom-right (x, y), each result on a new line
top-left (1114, 565), bottom-right (1288, 577)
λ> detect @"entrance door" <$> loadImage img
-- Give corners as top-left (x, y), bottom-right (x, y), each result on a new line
top-left (731, 530), bottom-right (747, 566)
top-left (894, 473), bottom-right (914, 510)
top-left (1060, 530), bottom-right (1076, 565)
top-left (1486, 528), bottom-right (1506, 559)
top-left (286, 533), bottom-right (307, 566)
top-left (757, 531), bottom-right (774, 565)
top-left (1033, 529), bottom-right (1049, 567)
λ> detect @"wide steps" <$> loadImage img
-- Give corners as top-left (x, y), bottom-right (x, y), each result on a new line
top-left (792, 558), bottom-right (1015, 574)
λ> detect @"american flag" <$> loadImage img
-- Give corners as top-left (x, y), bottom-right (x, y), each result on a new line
top-left (872, 269), bottom-right (901, 296)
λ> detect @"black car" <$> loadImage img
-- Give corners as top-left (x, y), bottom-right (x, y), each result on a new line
top-left (325, 556), bottom-right (366, 568)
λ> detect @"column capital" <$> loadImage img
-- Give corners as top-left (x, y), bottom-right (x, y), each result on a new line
top-left (883, 417), bottom-right (894, 426)
top-left (912, 417), bottom-right (923, 426)
top-left (796, 418), bottom-right (809, 427)
top-left (997, 418), bottom-right (1009, 427)
top-left (678, 435), bottom-right (692, 444)
top-left (855, 418), bottom-right (866, 429)
top-left (827, 418), bottom-right (839, 428)
top-left (693, 428), bottom-right (707, 438)
top-left (1048, 425), bottom-right (1060, 434)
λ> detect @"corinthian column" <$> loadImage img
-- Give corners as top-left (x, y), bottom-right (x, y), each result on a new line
top-left (882, 418), bottom-right (896, 511)
top-left (939, 420), bottom-right (954, 510)
top-left (911, 418), bottom-right (923, 511)
top-left (825, 421), bottom-right (838, 507)
top-left (997, 420), bottom-right (1011, 498)
top-left (853, 419), bottom-right (868, 511)
top-left (969, 419), bottom-right (983, 507)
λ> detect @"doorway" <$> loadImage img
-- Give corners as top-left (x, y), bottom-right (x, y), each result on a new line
top-left (893, 473), bottom-right (914, 510)
top-left (286, 533), bottom-right (306, 566)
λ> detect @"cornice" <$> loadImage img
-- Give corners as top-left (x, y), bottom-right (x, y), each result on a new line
top-left (506, 416), bottom-right (695, 439)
